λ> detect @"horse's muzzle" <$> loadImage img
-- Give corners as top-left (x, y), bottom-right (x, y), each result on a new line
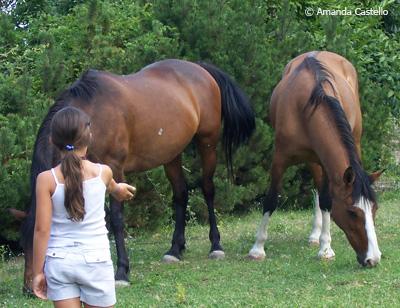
top-left (357, 254), bottom-right (380, 267)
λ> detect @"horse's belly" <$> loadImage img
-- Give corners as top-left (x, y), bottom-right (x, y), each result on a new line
top-left (124, 133), bottom-right (194, 172)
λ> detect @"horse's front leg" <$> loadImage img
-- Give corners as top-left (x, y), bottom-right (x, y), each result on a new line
top-left (162, 155), bottom-right (188, 263)
top-left (23, 243), bottom-right (34, 295)
top-left (308, 189), bottom-right (322, 245)
top-left (317, 177), bottom-right (335, 260)
top-left (308, 163), bottom-right (324, 245)
top-left (109, 196), bottom-right (130, 285)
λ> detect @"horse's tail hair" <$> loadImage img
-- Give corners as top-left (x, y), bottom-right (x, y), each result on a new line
top-left (301, 56), bottom-right (357, 163)
top-left (197, 62), bottom-right (256, 176)
top-left (300, 55), bottom-right (375, 203)
top-left (297, 55), bottom-right (336, 110)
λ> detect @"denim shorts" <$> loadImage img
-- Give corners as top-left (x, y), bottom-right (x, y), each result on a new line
top-left (44, 246), bottom-right (116, 307)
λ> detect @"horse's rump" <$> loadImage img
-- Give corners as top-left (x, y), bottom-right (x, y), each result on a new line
top-left (269, 51), bottom-right (362, 164)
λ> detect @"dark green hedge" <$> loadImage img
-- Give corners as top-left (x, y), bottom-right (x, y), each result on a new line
top-left (0, 0), bottom-right (399, 241)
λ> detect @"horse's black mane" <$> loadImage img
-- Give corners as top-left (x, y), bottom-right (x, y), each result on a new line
top-left (22, 69), bottom-right (101, 249)
top-left (30, 69), bottom-right (100, 193)
top-left (297, 54), bottom-right (376, 203)
top-left (61, 69), bottom-right (101, 103)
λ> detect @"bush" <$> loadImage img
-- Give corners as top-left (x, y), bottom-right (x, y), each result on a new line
top-left (0, 0), bottom-right (398, 242)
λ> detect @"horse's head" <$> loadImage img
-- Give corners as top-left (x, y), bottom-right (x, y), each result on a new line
top-left (330, 167), bottom-right (383, 267)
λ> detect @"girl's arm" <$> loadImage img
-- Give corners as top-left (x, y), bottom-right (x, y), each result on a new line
top-left (32, 172), bottom-right (53, 299)
top-left (102, 165), bottom-right (136, 201)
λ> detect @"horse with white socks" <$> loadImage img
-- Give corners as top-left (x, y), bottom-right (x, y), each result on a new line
top-left (248, 51), bottom-right (382, 267)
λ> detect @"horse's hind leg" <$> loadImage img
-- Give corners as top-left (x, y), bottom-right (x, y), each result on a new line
top-left (248, 152), bottom-right (287, 260)
top-left (162, 155), bottom-right (188, 263)
top-left (196, 138), bottom-right (224, 260)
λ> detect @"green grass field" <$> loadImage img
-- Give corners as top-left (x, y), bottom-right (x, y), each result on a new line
top-left (1, 193), bottom-right (399, 307)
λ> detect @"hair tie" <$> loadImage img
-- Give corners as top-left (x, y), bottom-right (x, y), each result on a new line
top-left (65, 144), bottom-right (74, 151)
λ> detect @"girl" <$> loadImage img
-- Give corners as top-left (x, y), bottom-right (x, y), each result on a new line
top-left (32, 106), bottom-right (136, 308)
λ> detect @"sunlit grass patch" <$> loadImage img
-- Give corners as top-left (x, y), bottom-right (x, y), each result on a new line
top-left (1, 195), bottom-right (399, 307)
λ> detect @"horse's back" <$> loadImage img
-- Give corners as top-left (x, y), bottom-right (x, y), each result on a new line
top-left (138, 59), bottom-right (221, 129)
top-left (82, 60), bottom-right (221, 172)
top-left (284, 51), bottom-right (357, 82)
top-left (271, 51), bottom-right (360, 127)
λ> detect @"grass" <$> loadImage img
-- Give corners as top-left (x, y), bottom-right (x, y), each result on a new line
top-left (1, 194), bottom-right (399, 307)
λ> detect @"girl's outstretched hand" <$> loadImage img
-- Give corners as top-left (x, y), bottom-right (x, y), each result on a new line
top-left (112, 183), bottom-right (136, 202)
top-left (32, 272), bottom-right (47, 300)
top-left (105, 166), bottom-right (136, 201)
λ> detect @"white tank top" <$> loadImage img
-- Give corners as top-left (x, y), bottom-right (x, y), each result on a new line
top-left (47, 164), bottom-right (109, 249)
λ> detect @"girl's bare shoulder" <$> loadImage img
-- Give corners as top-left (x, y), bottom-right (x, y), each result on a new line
top-left (85, 160), bottom-right (112, 180)
top-left (36, 170), bottom-right (55, 191)
top-left (100, 163), bottom-right (113, 180)
top-left (37, 170), bottom-right (53, 182)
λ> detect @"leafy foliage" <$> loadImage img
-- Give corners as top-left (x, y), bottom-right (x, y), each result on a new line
top-left (0, 0), bottom-right (398, 241)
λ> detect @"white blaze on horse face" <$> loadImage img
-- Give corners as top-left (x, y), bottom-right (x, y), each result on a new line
top-left (248, 212), bottom-right (270, 259)
top-left (309, 190), bottom-right (322, 244)
top-left (355, 197), bottom-right (381, 266)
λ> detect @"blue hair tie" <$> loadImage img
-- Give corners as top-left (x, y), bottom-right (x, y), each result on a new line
top-left (65, 144), bottom-right (74, 151)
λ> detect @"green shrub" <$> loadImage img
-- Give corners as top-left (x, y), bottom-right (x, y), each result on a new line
top-left (0, 0), bottom-right (398, 242)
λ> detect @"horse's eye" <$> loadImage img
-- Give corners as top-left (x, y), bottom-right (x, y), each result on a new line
top-left (347, 209), bottom-right (358, 219)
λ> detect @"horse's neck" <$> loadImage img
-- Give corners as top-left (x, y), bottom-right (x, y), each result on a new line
top-left (33, 132), bottom-right (60, 174)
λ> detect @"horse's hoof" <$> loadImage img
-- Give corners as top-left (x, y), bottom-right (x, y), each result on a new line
top-left (248, 248), bottom-right (266, 261)
top-left (115, 267), bottom-right (129, 283)
top-left (22, 286), bottom-right (35, 298)
top-left (309, 239), bottom-right (320, 246)
top-left (319, 255), bottom-right (335, 261)
top-left (318, 248), bottom-right (335, 260)
top-left (161, 254), bottom-right (180, 263)
top-left (247, 253), bottom-right (266, 261)
top-left (209, 250), bottom-right (225, 260)
top-left (115, 280), bottom-right (130, 287)
top-left (320, 255), bottom-right (335, 261)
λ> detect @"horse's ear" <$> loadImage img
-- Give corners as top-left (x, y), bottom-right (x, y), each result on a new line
top-left (343, 166), bottom-right (355, 185)
top-left (369, 169), bottom-right (385, 184)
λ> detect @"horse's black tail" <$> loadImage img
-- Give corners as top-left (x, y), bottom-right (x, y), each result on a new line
top-left (197, 62), bottom-right (255, 176)
top-left (300, 55), bottom-right (375, 203)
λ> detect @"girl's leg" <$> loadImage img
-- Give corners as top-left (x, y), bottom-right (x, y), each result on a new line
top-left (84, 303), bottom-right (113, 308)
top-left (54, 297), bottom-right (82, 308)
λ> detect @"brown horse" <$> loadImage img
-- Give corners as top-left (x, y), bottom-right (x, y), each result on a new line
top-left (21, 59), bottom-right (255, 291)
top-left (248, 51), bottom-right (382, 267)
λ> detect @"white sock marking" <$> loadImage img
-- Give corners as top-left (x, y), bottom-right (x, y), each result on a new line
top-left (309, 190), bottom-right (322, 244)
top-left (249, 212), bottom-right (270, 258)
top-left (318, 210), bottom-right (335, 259)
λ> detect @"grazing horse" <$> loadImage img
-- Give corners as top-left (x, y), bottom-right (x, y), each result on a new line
top-left (248, 51), bottom-right (382, 267)
top-left (21, 59), bottom-right (255, 291)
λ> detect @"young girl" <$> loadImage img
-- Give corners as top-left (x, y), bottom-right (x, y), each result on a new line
top-left (32, 106), bottom-right (136, 308)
